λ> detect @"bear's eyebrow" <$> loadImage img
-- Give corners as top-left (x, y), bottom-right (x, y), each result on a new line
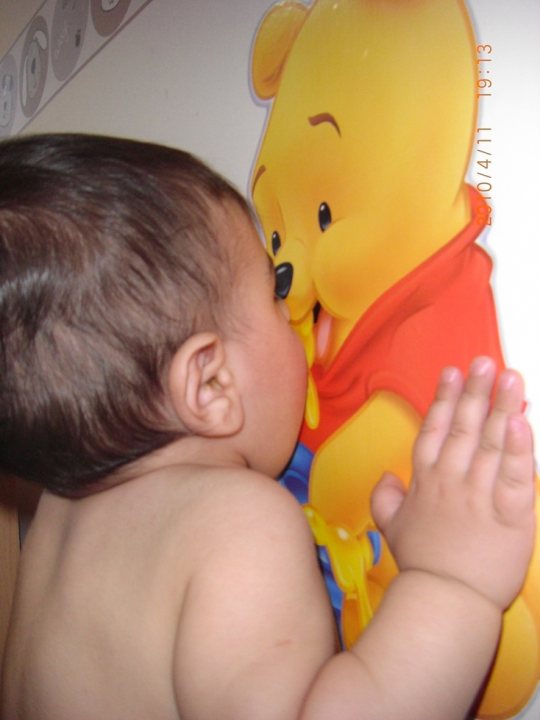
top-left (251, 164), bottom-right (266, 194)
top-left (308, 113), bottom-right (341, 137)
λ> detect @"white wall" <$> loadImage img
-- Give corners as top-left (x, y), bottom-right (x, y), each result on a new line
top-left (1, 0), bottom-right (272, 190)
top-left (466, 1), bottom-right (540, 444)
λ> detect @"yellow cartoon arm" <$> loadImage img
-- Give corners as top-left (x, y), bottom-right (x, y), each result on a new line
top-left (309, 391), bottom-right (419, 535)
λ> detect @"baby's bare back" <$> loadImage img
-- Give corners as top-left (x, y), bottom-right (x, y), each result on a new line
top-left (2, 466), bottom-right (218, 720)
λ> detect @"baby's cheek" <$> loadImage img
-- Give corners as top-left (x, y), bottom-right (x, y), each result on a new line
top-left (292, 337), bottom-right (309, 399)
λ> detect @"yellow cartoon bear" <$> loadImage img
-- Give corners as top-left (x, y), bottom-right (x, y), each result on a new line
top-left (250, 1), bottom-right (540, 717)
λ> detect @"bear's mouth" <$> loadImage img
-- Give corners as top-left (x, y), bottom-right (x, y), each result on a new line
top-left (313, 301), bottom-right (333, 364)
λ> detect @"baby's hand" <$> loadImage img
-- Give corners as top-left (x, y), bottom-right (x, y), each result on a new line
top-left (371, 357), bottom-right (536, 611)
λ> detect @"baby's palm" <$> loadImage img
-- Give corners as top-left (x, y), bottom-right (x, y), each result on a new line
top-left (372, 357), bottom-right (536, 611)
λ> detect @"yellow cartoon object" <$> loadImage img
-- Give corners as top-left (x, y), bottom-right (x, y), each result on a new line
top-left (250, 1), bottom-right (540, 717)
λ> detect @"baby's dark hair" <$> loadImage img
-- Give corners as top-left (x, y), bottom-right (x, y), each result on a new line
top-left (0, 133), bottom-right (250, 495)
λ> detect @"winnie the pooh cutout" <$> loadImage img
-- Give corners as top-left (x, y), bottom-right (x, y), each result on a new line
top-left (249, 0), bottom-right (540, 717)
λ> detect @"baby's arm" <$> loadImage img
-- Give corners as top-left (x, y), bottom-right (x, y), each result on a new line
top-left (304, 357), bottom-right (535, 719)
top-left (174, 358), bottom-right (535, 720)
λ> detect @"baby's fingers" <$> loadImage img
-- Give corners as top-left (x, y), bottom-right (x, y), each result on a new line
top-left (493, 413), bottom-right (535, 524)
top-left (468, 369), bottom-right (526, 494)
top-left (435, 357), bottom-right (497, 477)
top-left (371, 472), bottom-right (406, 536)
top-left (413, 366), bottom-right (463, 471)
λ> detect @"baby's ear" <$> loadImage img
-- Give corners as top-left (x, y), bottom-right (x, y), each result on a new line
top-left (168, 333), bottom-right (243, 437)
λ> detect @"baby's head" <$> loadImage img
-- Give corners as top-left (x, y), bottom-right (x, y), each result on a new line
top-left (0, 133), bottom-right (253, 495)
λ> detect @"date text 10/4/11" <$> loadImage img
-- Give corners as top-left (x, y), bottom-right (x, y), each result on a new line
top-left (475, 43), bottom-right (492, 226)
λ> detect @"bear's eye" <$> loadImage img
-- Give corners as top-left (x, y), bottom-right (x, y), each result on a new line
top-left (318, 202), bottom-right (332, 231)
top-left (271, 231), bottom-right (281, 255)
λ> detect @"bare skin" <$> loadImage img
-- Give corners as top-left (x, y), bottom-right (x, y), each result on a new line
top-left (1, 212), bottom-right (536, 720)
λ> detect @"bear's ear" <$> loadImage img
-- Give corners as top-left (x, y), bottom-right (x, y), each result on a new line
top-left (251, 1), bottom-right (308, 100)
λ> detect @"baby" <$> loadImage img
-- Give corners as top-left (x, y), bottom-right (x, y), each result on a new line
top-left (0, 134), bottom-right (535, 720)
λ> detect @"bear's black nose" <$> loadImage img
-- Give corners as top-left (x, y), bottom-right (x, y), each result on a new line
top-left (275, 262), bottom-right (293, 299)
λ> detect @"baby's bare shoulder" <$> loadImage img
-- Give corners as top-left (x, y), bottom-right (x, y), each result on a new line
top-left (177, 464), bottom-right (325, 615)
top-left (146, 464), bottom-right (322, 610)
top-left (86, 463), bottom-right (314, 571)
top-left (175, 465), bottom-right (314, 554)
